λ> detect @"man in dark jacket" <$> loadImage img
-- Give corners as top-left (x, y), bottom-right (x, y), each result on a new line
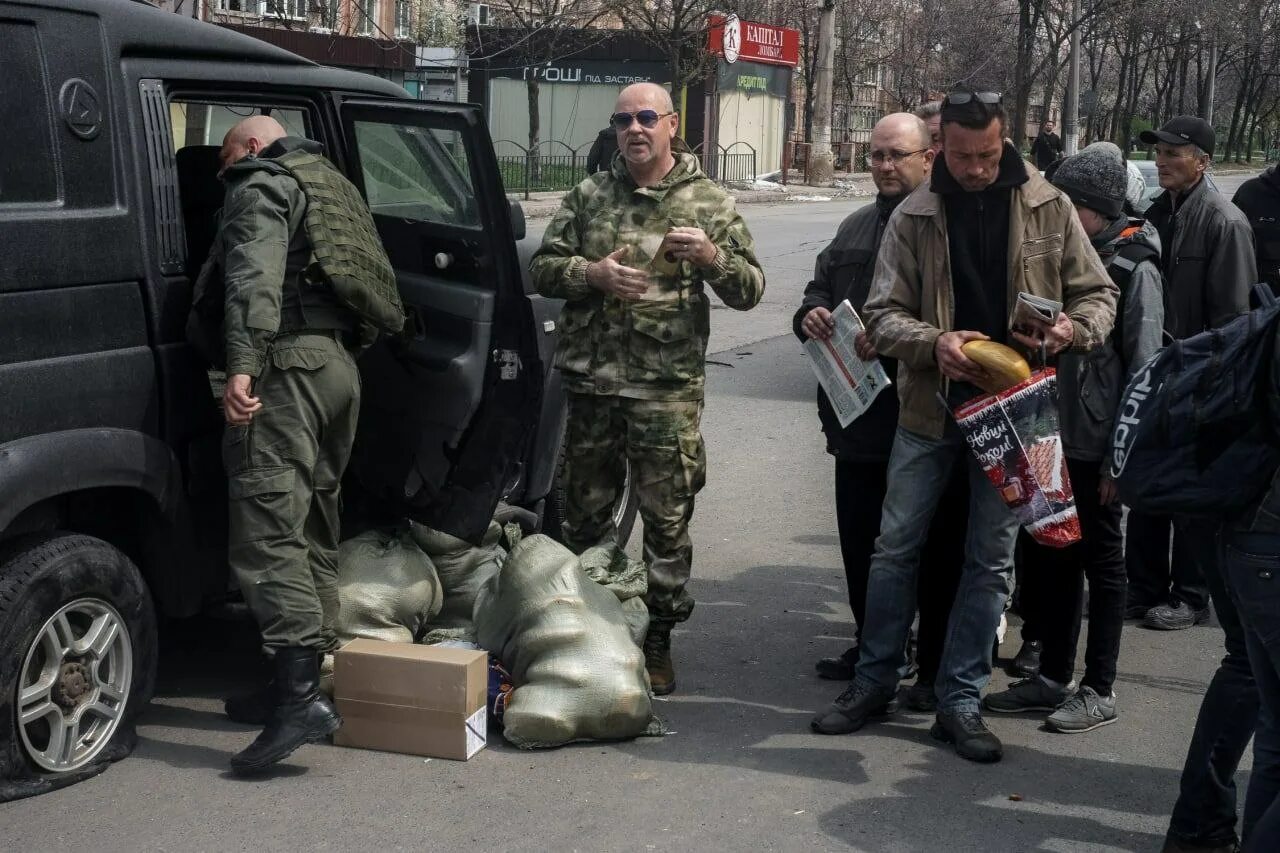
top-left (794, 113), bottom-right (967, 712)
top-left (586, 125), bottom-right (619, 175)
top-left (1129, 116), bottom-right (1257, 632)
top-left (1233, 164), bottom-right (1280, 293)
top-left (1030, 119), bottom-right (1063, 170)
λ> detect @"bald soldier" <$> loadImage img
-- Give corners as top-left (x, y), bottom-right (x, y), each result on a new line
top-left (531, 83), bottom-right (765, 694)
top-left (208, 116), bottom-right (372, 774)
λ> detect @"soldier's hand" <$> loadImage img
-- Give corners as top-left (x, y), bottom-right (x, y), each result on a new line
top-left (223, 374), bottom-right (262, 426)
top-left (934, 330), bottom-right (991, 385)
top-left (855, 331), bottom-right (878, 361)
top-left (587, 248), bottom-right (651, 301)
top-left (665, 227), bottom-right (718, 267)
top-left (802, 306), bottom-right (835, 341)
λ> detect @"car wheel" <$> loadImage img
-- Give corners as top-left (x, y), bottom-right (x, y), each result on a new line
top-left (0, 534), bottom-right (157, 780)
top-left (543, 444), bottom-right (639, 548)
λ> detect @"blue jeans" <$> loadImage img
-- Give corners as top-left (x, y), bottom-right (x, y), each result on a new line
top-left (852, 426), bottom-right (1018, 713)
top-left (1223, 531), bottom-right (1280, 850)
top-left (1168, 524), bottom-right (1259, 849)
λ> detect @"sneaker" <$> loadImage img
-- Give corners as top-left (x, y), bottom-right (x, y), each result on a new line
top-left (930, 709), bottom-right (1003, 763)
top-left (1047, 686), bottom-right (1118, 733)
top-left (904, 676), bottom-right (937, 713)
top-left (983, 676), bottom-right (1074, 714)
top-left (1009, 639), bottom-right (1042, 678)
top-left (814, 645), bottom-right (858, 681)
top-left (1143, 601), bottom-right (1211, 631)
top-left (810, 681), bottom-right (898, 735)
top-left (1125, 601), bottom-right (1156, 620)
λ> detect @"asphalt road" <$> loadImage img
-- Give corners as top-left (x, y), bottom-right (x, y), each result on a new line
top-left (1, 175), bottom-right (1264, 851)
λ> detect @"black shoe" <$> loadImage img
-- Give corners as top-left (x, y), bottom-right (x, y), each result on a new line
top-left (1144, 601), bottom-right (1211, 631)
top-left (930, 709), bottom-right (1003, 763)
top-left (815, 645), bottom-right (858, 680)
top-left (904, 675), bottom-right (938, 713)
top-left (1009, 639), bottom-right (1042, 678)
top-left (810, 681), bottom-right (897, 735)
top-left (230, 647), bottom-right (342, 775)
top-left (1125, 600), bottom-right (1158, 620)
top-left (224, 682), bottom-right (274, 726)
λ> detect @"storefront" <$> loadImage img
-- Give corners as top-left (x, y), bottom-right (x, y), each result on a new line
top-left (705, 15), bottom-right (799, 179)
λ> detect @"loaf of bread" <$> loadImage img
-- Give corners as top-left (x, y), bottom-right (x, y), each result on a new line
top-left (961, 340), bottom-right (1032, 394)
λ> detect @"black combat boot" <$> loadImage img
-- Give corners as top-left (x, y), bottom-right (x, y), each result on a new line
top-left (224, 683), bottom-right (273, 725)
top-left (644, 623), bottom-right (676, 696)
top-left (229, 647), bottom-right (341, 775)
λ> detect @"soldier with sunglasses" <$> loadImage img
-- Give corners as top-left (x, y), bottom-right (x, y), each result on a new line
top-left (531, 82), bottom-right (765, 695)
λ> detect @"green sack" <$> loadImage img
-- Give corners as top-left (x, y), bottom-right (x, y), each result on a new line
top-left (336, 528), bottom-right (442, 645)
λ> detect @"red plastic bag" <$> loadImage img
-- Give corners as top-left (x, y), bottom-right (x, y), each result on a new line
top-left (953, 369), bottom-right (1081, 548)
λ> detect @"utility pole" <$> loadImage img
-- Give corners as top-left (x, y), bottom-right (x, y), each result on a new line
top-left (1203, 30), bottom-right (1217, 125)
top-left (1063, 0), bottom-right (1081, 156)
top-left (808, 0), bottom-right (836, 184)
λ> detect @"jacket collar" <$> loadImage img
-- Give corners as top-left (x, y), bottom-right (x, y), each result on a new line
top-left (1151, 174), bottom-right (1211, 216)
top-left (899, 143), bottom-right (1054, 217)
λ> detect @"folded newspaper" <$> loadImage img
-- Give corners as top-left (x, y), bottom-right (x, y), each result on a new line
top-left (803, 300), bottom-right (892, 428)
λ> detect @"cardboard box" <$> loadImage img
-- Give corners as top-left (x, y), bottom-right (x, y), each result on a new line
top-left (333, 639), bottom-right (488, 761)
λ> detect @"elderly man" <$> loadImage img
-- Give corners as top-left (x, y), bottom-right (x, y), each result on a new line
top-left (811, 88), bottom-right (1116, 763)
top-left (794, 113), bottom-right (966, 711)
top-left (530, 83), bottom-right (764, 695)
top-left (915, 102), bottom-right (942, 154)
top-left (208, 116), bottom-right (384, 774)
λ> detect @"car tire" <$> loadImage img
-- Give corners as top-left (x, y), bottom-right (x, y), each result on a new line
top-left (543, 443), bottom-right (639, 549)
top-left (0, 533), bottom-right (157, 800)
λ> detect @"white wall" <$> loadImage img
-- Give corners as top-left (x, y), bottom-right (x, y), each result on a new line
top-left (716, 90), bottom-right (784, 178)
top-left (489, 79), bottom-right (621, 158)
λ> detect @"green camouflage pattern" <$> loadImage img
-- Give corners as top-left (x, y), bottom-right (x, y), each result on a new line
top-left (559, 392), bottom-right (704, 624)
top-left (223, 332), bottom-right (361, 654)
top-left (530, 151), bottom-right (764, 402)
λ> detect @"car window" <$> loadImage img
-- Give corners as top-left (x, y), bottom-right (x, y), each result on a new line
top-left (168, 102), bottom-right (309, 151)
top-left (352, 121), bottom-right (479, 228)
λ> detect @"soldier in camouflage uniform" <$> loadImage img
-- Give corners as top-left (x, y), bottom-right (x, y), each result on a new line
top-left (530, 83), bottom-right (765, 694)
top-left (214, 116), bottom-right (362, 774)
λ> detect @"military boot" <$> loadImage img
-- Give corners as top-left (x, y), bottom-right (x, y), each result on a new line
top-left (224, 683), bottom-right (273, 725)
top-left (230, 647), bottom-right (341, 775)
top-left (644, 624), bottom-right (677, 696)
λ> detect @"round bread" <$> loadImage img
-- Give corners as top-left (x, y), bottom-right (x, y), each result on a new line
top-left (961, 340), bottom-right (1031, 394)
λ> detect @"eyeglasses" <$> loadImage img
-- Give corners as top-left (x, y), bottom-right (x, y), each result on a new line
top-left (867, 148), bottom-right (928, 167)
top-left (610, 110), bottom-right (674, 131)
top-left (946, 90), bottom-right (1002, 106)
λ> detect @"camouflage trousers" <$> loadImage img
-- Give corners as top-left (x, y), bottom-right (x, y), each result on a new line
top-left (223, 332), bottom-right (361, 654)
top-left (561, 392), bottom-right (706, 624)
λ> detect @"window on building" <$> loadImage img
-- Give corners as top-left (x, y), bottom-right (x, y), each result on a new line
top-left (356, 0), bottom-right (378, 34)
top-left (217, 0), bottom-right (255, 13)
top-left (395, 0), bottom-right (413, 38)
top-left (262, 0), bottom-right (307, 19)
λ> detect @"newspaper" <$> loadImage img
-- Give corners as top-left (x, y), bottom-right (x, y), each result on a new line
top-left (803, 299), bottom-right (892, 428)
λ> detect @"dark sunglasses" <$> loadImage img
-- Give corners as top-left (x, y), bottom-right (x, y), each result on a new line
top-left (610, 110), bottom-right (674, 130)
top-left (946, 90), bottom-right (1002, 105)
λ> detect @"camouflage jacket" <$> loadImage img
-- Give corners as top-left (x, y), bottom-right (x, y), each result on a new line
top-left (530, 152), bottom-right (765, 401)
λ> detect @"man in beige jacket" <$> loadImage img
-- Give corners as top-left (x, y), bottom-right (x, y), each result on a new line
top-left (811, 88), bottom-right (1117, 764)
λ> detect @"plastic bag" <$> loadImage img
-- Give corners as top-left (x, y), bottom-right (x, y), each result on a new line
top-left (474, 535), bottom-right (657, 749)
top-left (411, 520), bottom-right (505, 629)
top-left (953, 369), bottom-right (1081, 548)
top-left (335, 528), bottom-right (443, 645)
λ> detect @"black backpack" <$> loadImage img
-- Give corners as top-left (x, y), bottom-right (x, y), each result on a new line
top-left (1110, 284), bottom-right (1280, 517)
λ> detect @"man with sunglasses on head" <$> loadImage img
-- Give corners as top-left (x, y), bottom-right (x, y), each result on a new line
top-left (795, 113), bottom-right (967, 710)
top-left (531, 82), bottom-right (765, 696)
top-left (810, 87), bottom-right (1116, 763)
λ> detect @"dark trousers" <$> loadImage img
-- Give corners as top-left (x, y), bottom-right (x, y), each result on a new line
top-left (1168, 525), bottom-right (1260, 848)
top-left (1127, 511), bottom-right (1210, 611)
top-left (1017, 458), bottom-right (1126, 693)
top-left (835, 457), bottom-right (967, 680)
top-left (1223, 531), bottom-right (1280, 850)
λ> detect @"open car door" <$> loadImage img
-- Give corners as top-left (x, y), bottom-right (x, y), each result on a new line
top-left (337, 99), bottom-right (541, 542)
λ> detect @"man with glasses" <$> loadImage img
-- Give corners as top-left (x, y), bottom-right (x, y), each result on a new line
top-left (810, 87), bottom-right (1116, 763)
top-left (795, 113), bottom-right (966, 711)
top-left (531, 82), bottom-right (765, 696)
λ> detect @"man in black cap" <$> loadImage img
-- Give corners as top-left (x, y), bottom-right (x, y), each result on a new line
top-left (1126, 117), bottom-right (1257, 633)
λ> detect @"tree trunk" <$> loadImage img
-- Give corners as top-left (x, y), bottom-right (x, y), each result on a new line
top-left (1012, 0), bottom-right (1034, 151)
top-left (526, 75), bottom-right (541, 186)
top-left (808, 0), bottom-right (836, 184)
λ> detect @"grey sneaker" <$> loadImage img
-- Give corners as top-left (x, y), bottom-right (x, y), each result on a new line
top-left (1144, 601), bottom-right (1211, 631)
top-left (983, 677), bottom-right (1074, 714)
top-left (1047, 686), bottom-right (1118, 733)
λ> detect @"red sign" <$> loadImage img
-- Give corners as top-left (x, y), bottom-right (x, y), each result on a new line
top-left (707, 14), bottom-right (799, 68)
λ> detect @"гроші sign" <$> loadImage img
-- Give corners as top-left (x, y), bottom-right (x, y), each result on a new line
top-left (707, 14), bottom-right (799, 68)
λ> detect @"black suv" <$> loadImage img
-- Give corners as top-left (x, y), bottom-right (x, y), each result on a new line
top-left (0, 0), bottom-right (636, 798)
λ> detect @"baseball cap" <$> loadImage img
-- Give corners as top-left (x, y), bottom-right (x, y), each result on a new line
top-left (1139, 116), bottom-right (1215, 156)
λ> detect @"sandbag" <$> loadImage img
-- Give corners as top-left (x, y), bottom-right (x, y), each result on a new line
top-left (411, 520), bottom-right (505, 629)
top-left (474, 535), bottom-right (656, 749)
top-left (336, 528), bottom-right (443, 645)
top-left (578, 543), bottom-right (650, 646)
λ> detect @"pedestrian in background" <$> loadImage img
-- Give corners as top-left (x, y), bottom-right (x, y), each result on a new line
top-left (1233, 163), bottom-right (1280, 293)
top-left (1031, 119), bottom-right (1064, 170)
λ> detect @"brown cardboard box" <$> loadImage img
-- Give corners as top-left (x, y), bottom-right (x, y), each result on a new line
top-left (332, 639), bottom-right (488, 761)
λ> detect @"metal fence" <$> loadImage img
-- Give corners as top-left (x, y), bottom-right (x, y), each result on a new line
top-left (695, 142), bottom-right (757, 184)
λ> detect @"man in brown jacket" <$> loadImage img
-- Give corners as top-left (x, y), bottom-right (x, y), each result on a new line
top-left (810, 88), bottom-right (1117, 763)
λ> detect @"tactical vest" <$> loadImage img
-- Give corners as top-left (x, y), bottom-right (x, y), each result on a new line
top-left (264, 149), bottom-right (406, 336)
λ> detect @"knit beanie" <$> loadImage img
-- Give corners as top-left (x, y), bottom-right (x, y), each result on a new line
top-left (1051, 141), bottom-right (1128, 219)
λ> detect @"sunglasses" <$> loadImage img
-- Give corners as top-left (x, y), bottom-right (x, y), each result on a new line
top-left (946, 90), bottom-right (1002, 105)
top-left (610, 110), bottom-right (674, 131)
